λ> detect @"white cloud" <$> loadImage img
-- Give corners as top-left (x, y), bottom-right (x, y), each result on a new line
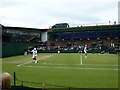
top-left (0, 0), bottom-right (119, 28)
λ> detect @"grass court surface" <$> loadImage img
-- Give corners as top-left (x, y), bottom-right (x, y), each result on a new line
top-left (2, 53), bottom-right (119, 88)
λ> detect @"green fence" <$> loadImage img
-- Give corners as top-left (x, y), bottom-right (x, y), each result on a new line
top-left (2, 42), bottom-right (35, 57)
top-left (38, 50), bottom-right (102, 53)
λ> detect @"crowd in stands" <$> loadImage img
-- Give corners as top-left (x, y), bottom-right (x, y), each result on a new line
top-left (35, 43), bottom-right (120, 54)
top-left (37, 45), bottom-right (85, 51)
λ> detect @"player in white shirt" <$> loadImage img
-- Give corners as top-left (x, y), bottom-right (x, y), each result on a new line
top-left (31, 48), bottom-right (38, 63)
top-left (58, 50), bottom-right (60, 53)
top-left (84, 45), bottom-right (88, 58)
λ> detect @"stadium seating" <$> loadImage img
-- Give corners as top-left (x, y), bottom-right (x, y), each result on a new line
top-left (2, 24), bottom-right (120, 57)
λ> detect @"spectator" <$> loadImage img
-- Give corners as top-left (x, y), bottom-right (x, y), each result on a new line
top-left (0, 72), bottom-right (12, 89)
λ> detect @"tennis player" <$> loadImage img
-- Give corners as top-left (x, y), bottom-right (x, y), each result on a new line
top-left (84, 45), bottom-right (88, 58)
top-left (31, 48), bottom-right (38, 63)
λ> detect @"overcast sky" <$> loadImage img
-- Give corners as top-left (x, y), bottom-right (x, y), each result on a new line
top-left (0, 0), bottom-right (119, 29)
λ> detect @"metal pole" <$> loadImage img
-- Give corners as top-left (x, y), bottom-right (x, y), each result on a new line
top-left (21, 81), bottom-right (23, 86)
top-left (69, 87), bottom-right (70, 90)
top-left (14, 72), bottom-right (16, 86)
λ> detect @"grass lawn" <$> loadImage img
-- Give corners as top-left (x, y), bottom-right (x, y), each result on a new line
top-left (2, 53), bottom-right (118, 89)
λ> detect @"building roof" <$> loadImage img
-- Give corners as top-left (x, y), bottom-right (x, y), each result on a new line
top-left (1, 25), bottom-right (48, 32)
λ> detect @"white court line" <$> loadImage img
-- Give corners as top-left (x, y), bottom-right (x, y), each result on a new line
top-left (54, 54), bottom-right (117, 56)
top-left (17, 55), bottom-right (54, 67)
top-left (36, 63), bottom-right (119, 66)
top-left (19, 65), bottom-right (119, 71)
top-left (83, 64), bottom-right (119, 66)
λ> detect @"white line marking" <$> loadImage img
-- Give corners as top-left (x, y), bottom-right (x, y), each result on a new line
top-left (19, 65), bottom-right (119, 71)
top-left (17, 55), bottom-right (54, 67)
top-left (82, 64), bottom-right (119, 66)
top-left (17, 61), bottom-right (33, 66)
top-left (54, 54), bottom-right (117, 56)
top-left (36, 63), bottom-right (119, 66)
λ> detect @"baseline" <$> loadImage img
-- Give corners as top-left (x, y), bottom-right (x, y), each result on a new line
top-left (19, 65), bottom-right (119, 71)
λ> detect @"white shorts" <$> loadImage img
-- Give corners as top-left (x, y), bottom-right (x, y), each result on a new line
top-left (84, 50), bottom-right (87, 53)
top-left (32, 55), bottom-right (37, 58)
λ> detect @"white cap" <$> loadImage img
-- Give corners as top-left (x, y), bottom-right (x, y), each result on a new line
top-left (34, 48), bottom-right (36, 50)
